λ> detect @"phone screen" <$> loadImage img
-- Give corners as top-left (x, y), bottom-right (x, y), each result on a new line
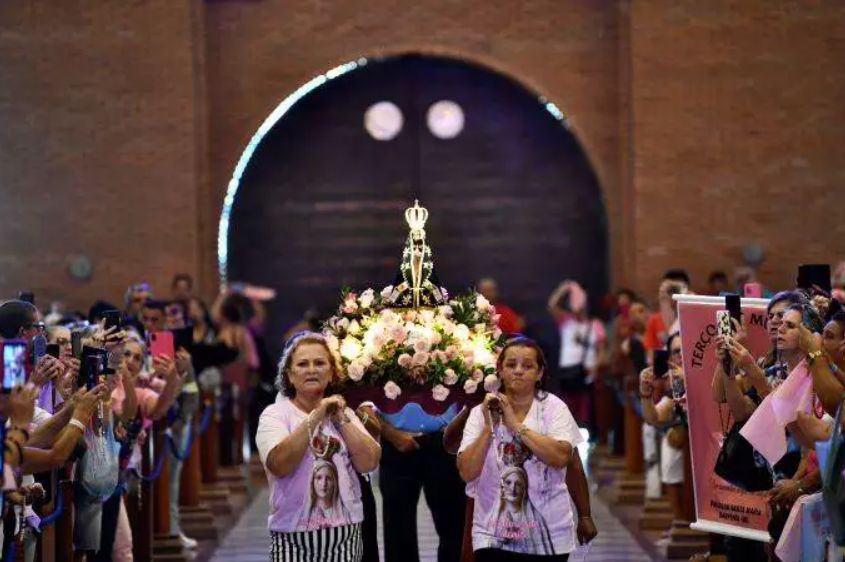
top-left (725, 293), bottom-right (742, 325)
top-left (103, 309), bottom-right (122, 332)
top-left (71, 331), bottom-right (83, 360)
top-left (46, 344), bottom-right (61, 358)
top-left (653, 349), bottom-right (669, 377)
top-left (798, 264), bottom-right (832, 294)
top-left (3, 342), bottom-right (28, 391)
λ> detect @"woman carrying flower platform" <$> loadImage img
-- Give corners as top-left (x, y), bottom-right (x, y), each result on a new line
top-left (458, 337), bottom-right (597, 561)
top-left (256, 332), bottom-right (381, 562)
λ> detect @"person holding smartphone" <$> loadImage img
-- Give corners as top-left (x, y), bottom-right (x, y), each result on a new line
top-left (638, 334), bottom-right (687, 521)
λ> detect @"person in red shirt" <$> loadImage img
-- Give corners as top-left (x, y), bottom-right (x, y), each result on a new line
top-left (478, 278), bottom-right (525, 335)
top-left (643, 270), bottom-right (690, 352)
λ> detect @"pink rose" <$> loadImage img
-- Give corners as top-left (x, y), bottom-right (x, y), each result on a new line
top-left (472, 369), bottom-right (484, 381)
top-left (484, 374), bottom-right (501, 393)
top-left (390, 325), bottom-right (407, 344)
top-left (412, 351), bottom-right (430, 366)
top-left (404, 311), bottom-right (417, 322)
top-left (443, 369), bottom-right (458, 386)
top-left (475, 294), bottom-right (491, 312)
top-left (432, 384), bottom-right (450, 402)
top-left (384, 381), bottom-right (402, 400)
top-left (347, 362), bottom-right (365, 381)
top-left (463, 379), bottom-right (479, 394)
top-left (398, 353), bottom-right (413, 368)
top-left (414, 339), bottom-right (429, 353)
top-left (445, 345), bottom-right (459, 360)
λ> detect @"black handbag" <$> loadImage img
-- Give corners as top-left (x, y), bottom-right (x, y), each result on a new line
top-left (714, 419), bottom-right (774, 492)
top-left (823, 397), bottom-right (845, 545)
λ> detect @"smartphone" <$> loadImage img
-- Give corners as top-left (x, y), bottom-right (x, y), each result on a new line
top-left (46, 344), bottom-right (61, 358)
top-left (79, 348), bottom-right (105, 390)
top-left (653, 349), bottom-right (670, 377)
top-left (30, 331), bottom-right (48, 367)
top-left (798, 264), bottom-right (832, 295)
top-left (149, 331), bottom-right (175, 360)
top-left (743, 283), bottom-right (763, 298)
top-left (716, 310), bottom-right (733, 373)
top-left (17, 291), bottom-right (34, 305)
top-left (725, 293), bottom-right (742, 325)
top-left (102, 309), bottom-right (122, 332)
top-left (172, 326), bottom-right (193, 354)
top-left (670, 372), bottom-right (686, 398)
top-left (71, 331), bottom-right (83, 360)
top-left (2, 340), bottom-right (28, 392)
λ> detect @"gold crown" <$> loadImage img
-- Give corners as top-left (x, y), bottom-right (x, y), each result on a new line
top-left (404, 200), bottom-right (429, 232)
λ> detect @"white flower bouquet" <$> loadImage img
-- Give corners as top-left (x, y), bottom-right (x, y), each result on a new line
top-left (323, 287), bottom-right (506, 405)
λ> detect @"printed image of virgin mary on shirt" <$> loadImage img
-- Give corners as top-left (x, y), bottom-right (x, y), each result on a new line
top-left (484, 461), bottom-right (555, 553)
top-left (296, 458), bottom-right (354, 530)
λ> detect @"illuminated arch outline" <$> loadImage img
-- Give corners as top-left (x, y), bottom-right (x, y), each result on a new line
top-left (217, 57), bottom-right (568, 285)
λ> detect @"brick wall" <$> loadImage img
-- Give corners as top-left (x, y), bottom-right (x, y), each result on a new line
top-left (0, 1), bottom-right (200, 311)
top-left (630, 0), bottom-right (845, 296)
top-left (0, 1), bottom-right (842, 313)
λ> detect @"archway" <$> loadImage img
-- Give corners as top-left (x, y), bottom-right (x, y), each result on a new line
top-left (221, 54), bottom-right (607, 353)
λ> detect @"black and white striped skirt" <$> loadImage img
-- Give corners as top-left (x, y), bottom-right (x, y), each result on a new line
top-left (270, 523), bottom-right (363, 562)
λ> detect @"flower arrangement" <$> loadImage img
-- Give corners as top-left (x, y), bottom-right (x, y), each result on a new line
top-left (322, 286), bottom-right (507, 402)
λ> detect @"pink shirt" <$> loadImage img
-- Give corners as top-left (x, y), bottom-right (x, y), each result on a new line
top-left (111, 377), bottom-right (159, 429)
top-left (255, 396), bottom-right (377, 533)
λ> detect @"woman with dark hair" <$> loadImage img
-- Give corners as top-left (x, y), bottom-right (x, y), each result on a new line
top-left (214, 291), bottom-right (259, 465)
top-left (799, 310), bottom-right (845, 416)
top-left (638, 333), bottom-right (687, 520)
top-left (255, 332), bottom-right (380, 561)
top-left (458, 337), bottom-right (596, 561)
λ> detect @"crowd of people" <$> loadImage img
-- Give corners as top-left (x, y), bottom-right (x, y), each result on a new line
top-left (0, 274), bottom-right (277, 561)
top-left (2, 261), bottom-right (845, 562)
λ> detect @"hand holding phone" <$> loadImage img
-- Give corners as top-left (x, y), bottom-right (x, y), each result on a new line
top-left (1, 341), bottom-right (28, 393)
top-left (149, 331), bottom-right (175, 360)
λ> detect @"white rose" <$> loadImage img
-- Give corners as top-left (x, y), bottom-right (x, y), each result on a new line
top-left (380, 285), bottom-right (394, 299)
top-left (384, 381), bottom-right (402, 400)
top-left (432, 384), bottom-right (450, 402)
top-left (439, 305), bottom-right (454, 318)
top-left (463, 379), bottom-right (479, 394)
top-left (360, 289), bottom-right (375, 309)
top-left (483, 374), bottom-right (501, 393)
top-left (475, 294), bottom-right (491, 312)
top-left (348, 319), bottom-right (361, 335)
top-left (454, 324), bottom-right (470, 342)
top-left (443, 369), bottom-right (458, 386)
top-left (337, 317), bottom-right (350, 332)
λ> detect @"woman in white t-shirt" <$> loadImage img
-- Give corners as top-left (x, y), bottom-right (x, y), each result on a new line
top-left (458, 337), bottom-right (596, 561)
top-left (255, 332), bottom-right (380, 562)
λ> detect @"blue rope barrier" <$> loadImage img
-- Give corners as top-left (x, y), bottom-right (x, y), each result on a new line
top-left (129, 441), bottom-right (168, 483)
top-left (38, 483), bottom-right (65, 528)
top-left (196, 404), bottom-right (213, 436)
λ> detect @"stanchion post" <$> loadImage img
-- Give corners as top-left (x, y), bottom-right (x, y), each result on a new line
top-left (200, 394), bottom-right (219, 484)
top-left (179, 418), bottom-right (201, 506)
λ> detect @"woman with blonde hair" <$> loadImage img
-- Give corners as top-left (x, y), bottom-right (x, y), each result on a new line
top-left (256, 331), bottom-right (380, 561)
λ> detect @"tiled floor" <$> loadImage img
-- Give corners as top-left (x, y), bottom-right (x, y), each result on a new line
top-left (209, 472), bottom-right (657, 562)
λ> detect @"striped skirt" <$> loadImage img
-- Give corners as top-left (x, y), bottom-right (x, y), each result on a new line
top-left (270, 523), bottom-right (363, 562)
